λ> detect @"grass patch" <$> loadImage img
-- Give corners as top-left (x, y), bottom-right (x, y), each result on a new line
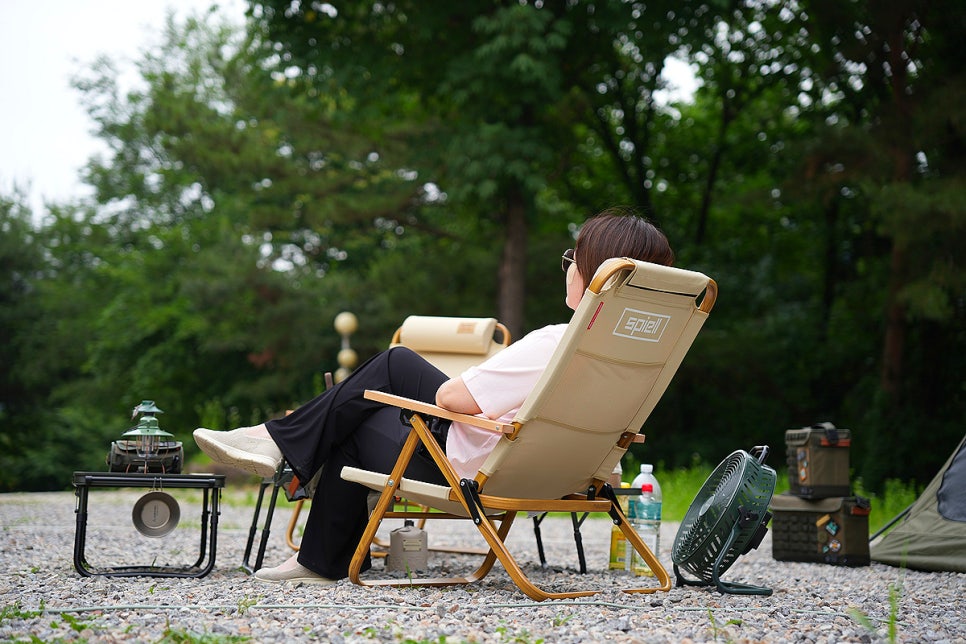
top-left (855, 477), bottom-right (920, 534)
top-left (651, 462), bottom-right (714, 523)
top-left (631, 461), bottom-right (918, 534)
top-left (217, 460), bottom-right (921, 535)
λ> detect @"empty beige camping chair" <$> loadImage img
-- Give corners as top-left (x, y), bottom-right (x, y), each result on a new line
top-left (389, 315), bottom-right (511, 378)
top-left (282, 315), bottom-right (511, 555)
top-left (342, 258), bottom-right (717, 601)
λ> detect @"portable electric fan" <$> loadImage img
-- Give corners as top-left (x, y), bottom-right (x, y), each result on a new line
top-left (671, 445), bottom-right (776, 595)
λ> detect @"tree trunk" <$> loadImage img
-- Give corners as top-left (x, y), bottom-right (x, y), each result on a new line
top-left (879, 12), bottom-right (917, 398)
top-left (695, 100), bottom-right (734, 246)
top-left (881, 244), bottom-right (907, 396)
top-left (819, 198), bottom-right (840, 342)
top-left (498, 195), bottom-right (528, 339)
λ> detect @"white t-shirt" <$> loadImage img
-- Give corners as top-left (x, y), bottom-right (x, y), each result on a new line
top-left (445, 324), bottom-right (567, 479)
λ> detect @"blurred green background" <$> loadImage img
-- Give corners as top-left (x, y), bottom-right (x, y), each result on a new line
top-left (2, 1), bottom-right (963, 497)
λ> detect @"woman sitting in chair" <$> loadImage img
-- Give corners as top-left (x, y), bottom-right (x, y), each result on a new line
top-left (194, 207), bottom-right (675, 584)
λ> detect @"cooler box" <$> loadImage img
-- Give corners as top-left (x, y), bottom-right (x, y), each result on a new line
top-left (785, 422), bottom-right (851, 498)
top-left (770, 493), bottom-right (871, 566)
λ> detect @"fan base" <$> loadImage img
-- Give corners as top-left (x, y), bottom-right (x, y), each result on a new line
top-left (674, 563), bottom-right (772, 596)
top-left (674, 518), bottom-right (773, 596)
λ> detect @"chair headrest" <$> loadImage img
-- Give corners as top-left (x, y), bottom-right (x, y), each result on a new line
top-left (590, 257), bottom-right (712, 297)
top-left (623, 259), bottom-right (712, 296)
top-left (396, 316), bottom-right (499, 355)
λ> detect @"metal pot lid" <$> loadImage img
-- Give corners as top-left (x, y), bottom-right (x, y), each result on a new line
top-left (132, 491), bottom-right (181, 538)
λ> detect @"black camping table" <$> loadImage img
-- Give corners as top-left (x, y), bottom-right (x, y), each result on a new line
top-left (72, 471), bottom-right (225, 578)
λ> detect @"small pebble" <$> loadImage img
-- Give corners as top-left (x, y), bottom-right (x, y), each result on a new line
top-left (0, 488), bottom-right (963, 642)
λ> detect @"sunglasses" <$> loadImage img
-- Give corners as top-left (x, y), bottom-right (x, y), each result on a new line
top-left (561, 248), bottom-right (576, 273)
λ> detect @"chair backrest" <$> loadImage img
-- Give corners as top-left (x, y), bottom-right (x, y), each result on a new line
top-left (390, 315), bottom-right (511, 377)
top-left (478, 258), bottom-right (716, 499)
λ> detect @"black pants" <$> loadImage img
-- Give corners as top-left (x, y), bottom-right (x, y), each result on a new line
top-left (265, 347), bottom-right (449, 579)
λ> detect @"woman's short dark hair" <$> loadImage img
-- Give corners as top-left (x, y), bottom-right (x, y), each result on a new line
top-left (574, 207), bottom-right (674, 281)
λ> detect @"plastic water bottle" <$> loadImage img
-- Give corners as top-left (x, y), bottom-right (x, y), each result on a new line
top-left (624, 465), bottom-right (651, 570)
top-left (630, 484), bottom-right (661, 576)
top-left (639, 464), bottom-right (663, 561)
top-left (629, 464), bottom-right (662, 576)
top-left (632, 464), bottom-right (663, 506)
top-left (627, 464), bottom-right (653, 572)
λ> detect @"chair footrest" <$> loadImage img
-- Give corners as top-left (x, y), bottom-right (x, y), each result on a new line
top-left (342, 466), bottom-right (471, 517)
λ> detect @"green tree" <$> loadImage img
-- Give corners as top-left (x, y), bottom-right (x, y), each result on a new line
top-left (249, 1), bottom-right (725, 335)
top-left (65, 10), bottom-right (515, 447)
top-left (6, 1), bottom-right (963, 492)
top-left (0, 192), bottom-right (47, 489)
top-left (70, 15), bottom-right (329, 423)
top-left (792, 0), bottom-right (966, 485)
top-left (0, 198), bottom-right (124, 489)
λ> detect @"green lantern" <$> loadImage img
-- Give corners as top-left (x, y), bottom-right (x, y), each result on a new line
top-left (107, 399), bottom-right (184, 474)
top-left (131, 400), bottom-right (164, 418)
top-left (122, 415), bottom-right (175, 461)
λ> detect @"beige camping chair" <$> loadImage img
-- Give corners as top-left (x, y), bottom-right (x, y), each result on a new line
top-left (342, 258), bottom-right (717, 601)
top-left (389, 315), bottom-right (511, 377)
top-left (282, 316), bottom-right (511, 554)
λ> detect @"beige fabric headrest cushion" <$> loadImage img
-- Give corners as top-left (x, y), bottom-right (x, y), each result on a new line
top-left (397, 316), bottom-right (497, 355)
top-left (626, 261), bottom-right (710, 295)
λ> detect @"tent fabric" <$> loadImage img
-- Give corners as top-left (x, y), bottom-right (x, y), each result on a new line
top-left (871, 433), bottom-right (966, 573)
top-left (936, 434), bottom-right (966, 522)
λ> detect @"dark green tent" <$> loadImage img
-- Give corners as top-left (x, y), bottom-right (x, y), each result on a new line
top-left (871, 433), bottom-right (966, 573)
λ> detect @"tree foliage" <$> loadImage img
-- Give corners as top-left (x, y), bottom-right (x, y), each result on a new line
top-left (1, 1), bottom-right (963, 491)
top-left (248, 0), bottom-right (728, 334)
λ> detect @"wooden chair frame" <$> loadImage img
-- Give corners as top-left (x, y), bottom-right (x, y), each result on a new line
top-left (343, 258), bottom-right (716, 601)
top-left (346, 393), bottom-right (669, 601)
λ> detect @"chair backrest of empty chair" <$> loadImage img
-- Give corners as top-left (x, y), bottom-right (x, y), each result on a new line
top-left (390, 315), bottom-right (511, 378)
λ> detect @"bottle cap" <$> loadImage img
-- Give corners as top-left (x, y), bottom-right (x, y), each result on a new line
top-left (641, 483), bottom-right (653, 493)
top-left (642, 464), bottom-right (653, 472)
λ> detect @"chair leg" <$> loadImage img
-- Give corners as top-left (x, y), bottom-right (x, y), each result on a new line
top-left (253, 481), bottom-right (282, 572)
top-left (532, 513), bottom-right (548, 568)
top-left (285, 499), bottom-right (304, 551)
top-left (532, 511), bottom-right (589, 574)
top-left (348, 410), bottom-right (670, 600)
top-left (350, 509), bottom-right (510, 589)
top-left (570, 512), bottom-right (589, 574)
top-left (348, 427), bottom-right (504, 588)
top-left (350, 478), bottom-right (599, 600)
top-left (284, 492), bottom-right (452, 560)
top-left (242, 480), bottom-right (282, 573)
top-left (618, 513), bottom-right (672, 593)
top-left (242, 481), bottom-right (268, 572)
top-left (353, 494), bottom-right (669, 599)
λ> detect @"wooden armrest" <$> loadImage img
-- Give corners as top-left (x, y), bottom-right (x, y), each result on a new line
top-left (364, 390), bottom-right (515, 434)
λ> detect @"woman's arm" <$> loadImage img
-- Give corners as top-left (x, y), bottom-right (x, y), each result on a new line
top-left (436, 324), bottom-right (566, 419)
top-left (435, 377), bottom-right (483, 415)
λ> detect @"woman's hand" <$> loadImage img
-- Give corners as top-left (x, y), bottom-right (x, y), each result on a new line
top-left (435, 377), bottom-right (483, 415)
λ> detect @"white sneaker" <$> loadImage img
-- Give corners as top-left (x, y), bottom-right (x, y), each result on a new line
top-left (193, 427), bottom-right (283, 479)
top-left (254, 561), bottom-right (337, 585)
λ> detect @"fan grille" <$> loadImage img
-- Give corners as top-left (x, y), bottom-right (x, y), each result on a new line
top-left (672, 450), bottom-right (775, 583)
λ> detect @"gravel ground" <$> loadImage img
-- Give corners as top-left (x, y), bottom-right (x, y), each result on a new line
top-left (1, 486), bottom-right (964, 643)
